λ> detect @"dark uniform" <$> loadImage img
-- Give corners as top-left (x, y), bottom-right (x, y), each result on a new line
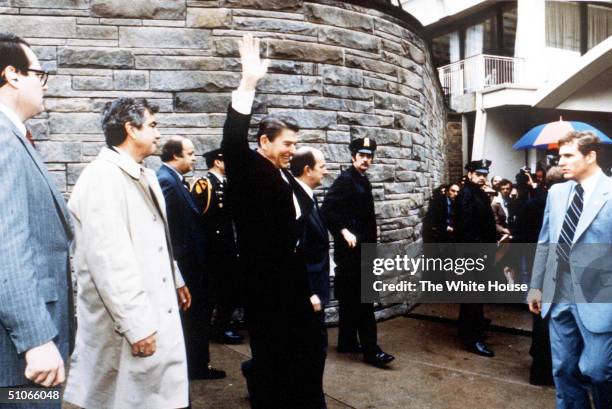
top-left (455, 159), bottom-right (497, 357)
top-left (321, 138), bottom-right (394, 368)
top-left (191, 149), bottom-right (243, 344)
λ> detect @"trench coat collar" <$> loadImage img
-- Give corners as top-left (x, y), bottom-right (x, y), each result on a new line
top-left (98, 146), bottom-right (143, 179)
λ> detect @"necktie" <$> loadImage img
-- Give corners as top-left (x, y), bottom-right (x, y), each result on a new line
top-left (556, 184), bottom-right (584, 265)
top-left (26, 129), bottom-right (35, 147)
top-left (181, 177), bottom-right (190, 190)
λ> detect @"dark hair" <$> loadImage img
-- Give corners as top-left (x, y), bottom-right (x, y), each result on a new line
top-left (161, 137), bottom-right (184, 162)
top-left (0, 33), bottom-right (31, 88)
top-left (558, 131), bottom-right (602, 162)
top-left (101, 98), bottom-right (159, 147)
top-left (499, 178), bottom-right (512, 188)
top-left (256, 114), bottom-right (299, 145)
top-left (289, 149), bottom-right (316, 177)
top-left (205, 154), bottom-right (222, 169)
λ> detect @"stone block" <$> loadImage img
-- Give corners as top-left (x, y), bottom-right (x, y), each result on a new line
top-left (394, 113), bottom-right (421, 132)
top-left (26, 118), bottom-right (49, 140)
top-left (367, 164), bottom-right (394, 182)
top-left (267, 40), bottom-right (342, 64)
top-left (350, 127), bottom-right (401, 145)
top-left (408, 43), bottom-right (426, 64)
top-left (267, 109), bottom-right (336, 130)
top-left (37, 141), bottom-right (82, 162)
top-left (76, 25), bottom-right (118, 40)
top-left (187, 8), bottom-right (231, 28)
top-left (213, 38), bottom-right (240, 56)
top-left (257, 74), bottom-right (321, 95)
top-left (72, 76), bottom-right (113, 90)
top-left (0, 16), bottom-right (77, 38)
top-left (338, 112), bottom-right (393, 128)
top-left (398, 68), bottom-right (424, 90)
top-left (58, 48), bottom-right (134, 69)
top-left (156, 113), bottom-right (210, 128)
top-left (114, 70), bottom-right (149, 90)
top-left (379, 201), bottom-right (410, 219)
top-left (299, 130), bottom-right (326, 143)
top-left (363, 77), bottom-right (388, 92)
top-left (91, 0), bottom-right (186, 19)
top-left (304, 97), bottom-right (372, 113)
top-left (320, 143), bottom-right (349, 163)
top-left (49, 113), bottom-right (101, 134)
top-left (119, 27), bottom-right (209, 49)
top-left (323, 85), bottom-right (372, 101)
top-left (373, 17), bottom-right (403, 38)
top-left (174, 93), bottom-right (231, 113)
top-left (222, 0), bottom-right (302, 11)
top-left (318, 27), bottom-right (379, 53)
top-left (136, 56), bottom-right (224, 70)
top-left (31, 46), bottom-right (57, 60)
top-left (346, 55), bottom-right (396, 76)
top-left (150, 71), bottom-right (239, 91)
top-left (396, 171), bottom-right (417, 182)
top-left (233, 17), bottom-right (317, 36)
top-left (266, 60), bottom-right (315, 76)
top-left (253, 95), bottom-right (303, 111)
top-left (303, 3), bottom-right (372, 32)
top-left (321, 65), bottom-right (362, 87)
top-left (67, 163), bottom-right (86, 185)
top-left (13, 0), bottom-right (87, 7)
top-left (326, 131), bottom-right (350, 144)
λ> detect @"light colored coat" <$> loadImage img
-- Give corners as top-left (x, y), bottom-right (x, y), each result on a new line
top-left (63, 147), bottom-right (188, 409)
top-left (531, 173), bottom-right (612, 333)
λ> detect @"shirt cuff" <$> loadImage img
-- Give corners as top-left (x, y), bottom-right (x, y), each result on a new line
top-left (174, 260), bottom-right (185, 288)
top-left (231, 90), bottom-right (255, 115)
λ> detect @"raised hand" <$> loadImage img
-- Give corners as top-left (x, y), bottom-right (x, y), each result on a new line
top-left (238, 33), bottom-right (270, 91)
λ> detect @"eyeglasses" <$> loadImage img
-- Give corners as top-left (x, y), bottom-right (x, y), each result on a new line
top-left (27, 68), bottom-right (49, 86)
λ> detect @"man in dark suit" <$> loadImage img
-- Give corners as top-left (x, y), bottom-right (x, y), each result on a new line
top-left (190, 148), bottom-right (243, 345)
top-left (455, 159), bottom-right (497, 357)
top-left (157, 136), bottom-right (225, 380)
top-left (222, 34), bottom-right (317, 409)
top-left (321, 138), bottom-right (395, 368)
top-left (0, 32), bottom-right (75, 406)
top-left (290, 147), bottom-right (331, 409)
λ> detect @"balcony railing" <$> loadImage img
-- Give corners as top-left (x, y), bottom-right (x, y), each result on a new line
top-left (438, 54), bottom-right (526, 97)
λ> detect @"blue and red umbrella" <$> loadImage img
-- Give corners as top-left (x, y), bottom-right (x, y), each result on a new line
top-left (513, 120), bottom-right (611, 150)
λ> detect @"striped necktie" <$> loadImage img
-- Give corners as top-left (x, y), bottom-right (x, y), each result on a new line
top-left (556, 184), bottom-right (584, 265)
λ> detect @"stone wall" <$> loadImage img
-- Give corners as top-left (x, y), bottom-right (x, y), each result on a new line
top-left (2, 0), bottom-right (447, 318)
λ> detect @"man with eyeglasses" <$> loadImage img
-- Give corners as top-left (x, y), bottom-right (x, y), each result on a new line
top-left (0, 32), bottom-right (74, 408)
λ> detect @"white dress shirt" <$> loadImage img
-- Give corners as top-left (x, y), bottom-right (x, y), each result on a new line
top-left (0, 103), bottom-right (27, 137)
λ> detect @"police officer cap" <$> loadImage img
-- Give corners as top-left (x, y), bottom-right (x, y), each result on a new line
top-left (349, 137), bottom-right (377, 156)
top-left (203, 148), bottom-right (223, 163)
top-left (465, 159), bottom-right (492, 174)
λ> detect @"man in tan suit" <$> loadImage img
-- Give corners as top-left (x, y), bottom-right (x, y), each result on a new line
top-left (64, 98), bottom-right (190, 409)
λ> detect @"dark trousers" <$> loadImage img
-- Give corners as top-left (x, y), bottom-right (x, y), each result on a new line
top-left (530, 313), bottom-right (553, 383)
top-left (243, 308), bottom-right (327, 409)
top-left (458, 303), bottom-right (485, 343)
top-left (178, 264), bottom-right (213, 378)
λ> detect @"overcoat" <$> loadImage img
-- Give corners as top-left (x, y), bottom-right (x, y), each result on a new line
top-left (63, 147), bottom-right (188, 409)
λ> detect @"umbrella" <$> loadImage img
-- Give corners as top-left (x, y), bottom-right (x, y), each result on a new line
top-left (512, 119), bottom-right (611, 150)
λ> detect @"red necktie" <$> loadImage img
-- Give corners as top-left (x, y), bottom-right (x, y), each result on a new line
top-left (26, 130), bottom-right (35, 147)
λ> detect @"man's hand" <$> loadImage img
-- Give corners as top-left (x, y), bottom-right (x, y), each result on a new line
top-left (177, 285), bottom-right (191, 311)
top-left (24, 341), bottom-right (65, 387)
top-left (527, 288), bottom-right (542, 314)
top-left (341, 228), bottom-right (357, 248)
top-left (131, 333), bottom-right (157, 358)
top-left (237, 34), bottom-right (270, 92)
top-left (310, 294), bottom-right (322, 312)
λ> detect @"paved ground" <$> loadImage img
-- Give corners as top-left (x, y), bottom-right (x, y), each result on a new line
top-left (65, 304), bottom-right (556, 409)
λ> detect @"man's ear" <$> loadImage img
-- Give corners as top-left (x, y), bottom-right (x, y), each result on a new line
top-left (124, 121), bottom-right (135, 139)
top-left (1, 66), bottom-right (20, 88)
top-left (587, 150), bottom-right (597, 165)
top-left (260, 134), bottom-right (270, 149)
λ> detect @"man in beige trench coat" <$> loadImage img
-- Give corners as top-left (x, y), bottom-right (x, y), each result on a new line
top-left (63, 97), bottom-right (191, 409)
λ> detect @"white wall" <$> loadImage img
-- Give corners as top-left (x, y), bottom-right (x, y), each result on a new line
top-left (558, 67), bottom-right (612, 112)
top-left (401, 0), bottom-right (487, 26)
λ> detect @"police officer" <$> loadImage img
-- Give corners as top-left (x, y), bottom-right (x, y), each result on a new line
top-left (455, 159), bottom-right (497, 357)
top-left (321, 137), bottom-right (395, 368)
top-left (191, 149), bottom-right (244, 345)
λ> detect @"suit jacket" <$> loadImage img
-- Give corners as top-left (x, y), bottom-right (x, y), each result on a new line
top-left (221, 106), bottom-right (310, 321)
top-left (64, 147), bottom-right (188, 409)
top-left (157, 163), bottom-right (207, 278)
top-left (530, 174), bottom-right (612, 333)
top-left (423, 195), bottom-right (455, 243)
top-left (321, 166), bottom-right (377, 275)
top-left (455, 181), bottom-right (497, 244)
top-left (0, 112), bottom-right (74, 386)
top-left (291, 179), bottom-right (331, 308)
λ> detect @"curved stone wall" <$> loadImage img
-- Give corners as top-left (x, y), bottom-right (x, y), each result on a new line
top-left (4, 0), bottom-right (447, 317)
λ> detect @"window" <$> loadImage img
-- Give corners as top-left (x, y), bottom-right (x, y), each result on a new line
top-left (546, 1), bottom-right (580, 51)
top-left (588, 4), bottom-right (612, 49)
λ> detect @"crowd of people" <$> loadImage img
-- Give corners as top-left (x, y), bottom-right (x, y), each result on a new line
top-left (1, 29), bottom-right (610, 409)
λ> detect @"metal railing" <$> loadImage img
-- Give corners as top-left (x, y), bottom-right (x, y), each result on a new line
top-left (438, 54), bottom-right (525, 97)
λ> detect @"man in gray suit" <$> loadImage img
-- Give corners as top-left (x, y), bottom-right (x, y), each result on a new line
top-left (0, 32), bottom-right (74, 404)
top-left (527, 131), bottom-right (612, 409)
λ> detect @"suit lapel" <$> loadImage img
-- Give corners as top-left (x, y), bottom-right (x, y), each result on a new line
top-left (10, 125), bottom-right (73, 239)
top-left (573, 174), bottom-right (610, 244)
top-left (165, 164), bottom-right (198, 214)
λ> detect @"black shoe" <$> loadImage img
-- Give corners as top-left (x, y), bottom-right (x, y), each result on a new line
top-left (215, 330), bottom-right (244, 345)
top-left (364, 351), bottom-right (395, 368)
top-left (337, 344), bottom-right (362, 353)
top-left (197, 365), bottom-right (226, 380)
top-left (466, 341), bottom-right (494, 357)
